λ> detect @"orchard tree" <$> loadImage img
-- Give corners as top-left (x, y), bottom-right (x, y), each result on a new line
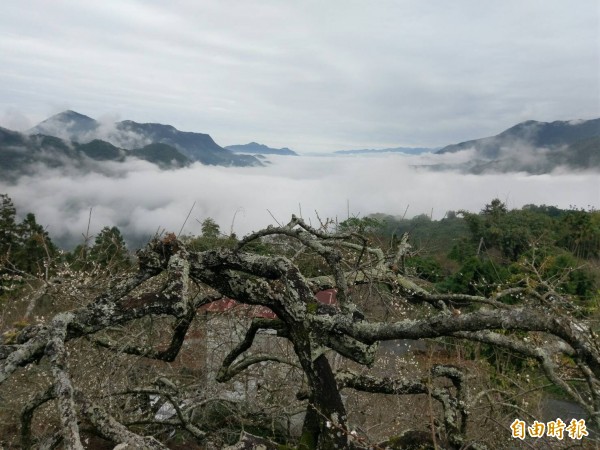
top-left (0, 216), bottom-right (599, 449)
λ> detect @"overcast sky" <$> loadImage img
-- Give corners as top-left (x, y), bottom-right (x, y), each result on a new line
top-left (1, 1), bottom-right (598, 152)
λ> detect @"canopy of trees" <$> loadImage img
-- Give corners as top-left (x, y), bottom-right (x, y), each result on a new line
top-left (0, 196), bottom-right (598, 449)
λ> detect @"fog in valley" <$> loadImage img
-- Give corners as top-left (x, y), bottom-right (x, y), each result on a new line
top-left (2, 152), bottom-right (597, 248)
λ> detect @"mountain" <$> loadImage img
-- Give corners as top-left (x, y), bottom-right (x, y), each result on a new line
top-left (77, 139), bottom-right (125, 161)
top-left (225, 142), bottom-right (298, 156)
top-left (549, 136), bottom-right (600, 169)
top-left (29, 110), bottom-right (99, 140)
top-left (429, 118), bottom-right (600, 173)
top-left (437, 119), bottom-right (600, 158)
top-left (28, 111), bottom-right (262, 167)
top-left (130, 143), bottom-right (191, 169)
top-left (334, 147), bottom-right (433, 156)
top-left (115, 121), bottom-right (260, 166)
top-left (0, 127), bottom-right (82, 176)
top-left (0, 127), bottom-right (190, 181)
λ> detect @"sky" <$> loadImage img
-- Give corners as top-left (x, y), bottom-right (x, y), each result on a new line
top-left (1, 0), bottom-right (599, 152)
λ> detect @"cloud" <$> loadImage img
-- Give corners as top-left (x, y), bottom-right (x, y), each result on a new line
top-left (31, 113), bottom-right (156, 150)
top-left (0, 1), bottom-right (598, 152)
top-left (1, 155), bottom-right (597, 249)
top-left (0, 108), bottom-right (32, 131)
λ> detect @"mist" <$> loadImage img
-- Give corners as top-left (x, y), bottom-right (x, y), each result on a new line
top-left (1, 153), bottom-right (598, 248)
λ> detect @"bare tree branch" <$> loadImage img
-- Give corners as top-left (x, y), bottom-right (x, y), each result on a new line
top-left (77, 391), bottom-right (168, 449)
top-left (1, 220), bottom-right (598, 449)
top-left (21, 386), bottom-right (56, 450)
top-left (45, 312), bottom-right (83, 449)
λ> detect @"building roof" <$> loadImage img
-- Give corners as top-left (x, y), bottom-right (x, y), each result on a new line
top-left (199, 289), bottom-right (338, 319)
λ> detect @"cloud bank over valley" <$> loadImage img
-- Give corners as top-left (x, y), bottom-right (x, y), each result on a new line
top-left (1, 154), bottom-right (597, 248)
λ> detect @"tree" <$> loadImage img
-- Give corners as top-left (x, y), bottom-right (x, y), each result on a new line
top-left (557, 208), bottom-right (600, 259)
top-left (481, 198), bottom-right (507, 218)
top-left (200, 217), bottom-right (221, 239)
top-left (461, 200), bottom-right (556, 261)
top-left (88, 226), bottom-right (130, 270)
top-left (1, 216), bottom-right (599, 449)
top-left (0, 196), bottom-right (57, 293)
top-left (0, 194), bottom-right (18, 259)
top-left (0, 194), bottom-right (19, 293)
top-left (337, 216), bottom-right (383, 235)
top-left (14, 213), bottom-right (57, 277)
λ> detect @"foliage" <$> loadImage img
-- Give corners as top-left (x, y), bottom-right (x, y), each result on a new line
top-left (437, 256), bottom-right (510, 296)
top-left (0, 194), bottom-right (18, 260)
top-left (88, 226), bottom-right (131, 269)
top-left (184, 218), bottom-right (239, 253)
top-left (376, 211), bottom-right (470, 263)
top-left (404, 256), bottom-right (443, 282)
top-left (393, 199), bottom-right (600, 302)
top-left (337, 216), bottom-right (383, 234)
top-left (0, 194), bottom-right (57, 293)
top-left (0, 197), bottom-right (599, 449)
top-left (556, 208), bottom-right (600, 259)
top-left (200, 217), bottom-right (220, 239)
top-left (460, 199), bottom-right (555, 261)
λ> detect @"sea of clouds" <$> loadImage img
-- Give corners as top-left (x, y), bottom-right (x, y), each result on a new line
top-left (1, 152), bottom-right (598, 248)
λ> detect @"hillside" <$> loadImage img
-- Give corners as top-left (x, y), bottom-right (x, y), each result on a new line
top-left (430, 118), bottom-right (600, 173)
top-left (0, 127), bottom-right (82, 176)
top-left (130, 143), bottom-right (191, 169)
top-left (29, 110), bottom-right (98, 139)
top-left (225, 142), bottom-right (298, 156)
top-left (28, 111), bottom-right (262, 167)
top-left (437, 119), bottom-right (600, 158)
top-left (0, 127), bottom-right (190, 180)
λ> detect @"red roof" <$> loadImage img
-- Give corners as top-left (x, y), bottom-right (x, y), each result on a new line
top-left (315, 289), bottom-right (337, 305)
top-left (199, 289), bottom-right (338, 319)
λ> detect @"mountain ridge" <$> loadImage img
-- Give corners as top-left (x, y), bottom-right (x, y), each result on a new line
top-left (428, 118), bottom-right (600, 173)
top-left (0, 127), bottom-right (192, 181)
top-left (436, 118), bottom-right (600, 158)
top-left (225, 142), bottom-right (298, 156)
top-left (19, 112), bottom-right (600, 174)
top-left (28, 111), bottom-right (262, 167)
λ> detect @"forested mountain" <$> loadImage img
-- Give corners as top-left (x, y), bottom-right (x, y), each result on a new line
top-left (225, 142), bottom-right (298, 156)
top-left (28, 110), bottom-right (262, 167)
top-left (437, 118), bottom-right (600, 157)
top-left (29, 110), bottom-right (98, 139)
top-left (0, 127), bottom-right (191, 180)
top-left (21, 112), bottom-right (600, 174)
top-left (116, 120), bottom-right (260, 166)
top-left (431, 118), bottom-right (600, 173)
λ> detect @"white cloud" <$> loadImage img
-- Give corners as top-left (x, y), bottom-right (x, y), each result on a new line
top-left (1, 155), bottom-right (597, 248)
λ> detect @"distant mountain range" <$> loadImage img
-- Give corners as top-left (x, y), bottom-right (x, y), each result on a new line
top-left (2, 110), bottom-right (598, 178)
top-left (437, 119), bottom-right (600, 156)
top-left (0, 126), bottom-right (191, 181)
top-left (334, 147), bottom-right (434, 156)
top-left (225, 142), bottom-right (298, 156)
top-left (430, 118), bottom-right (600, 173)
top-left (29, 110), bottom-right (261, 167)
